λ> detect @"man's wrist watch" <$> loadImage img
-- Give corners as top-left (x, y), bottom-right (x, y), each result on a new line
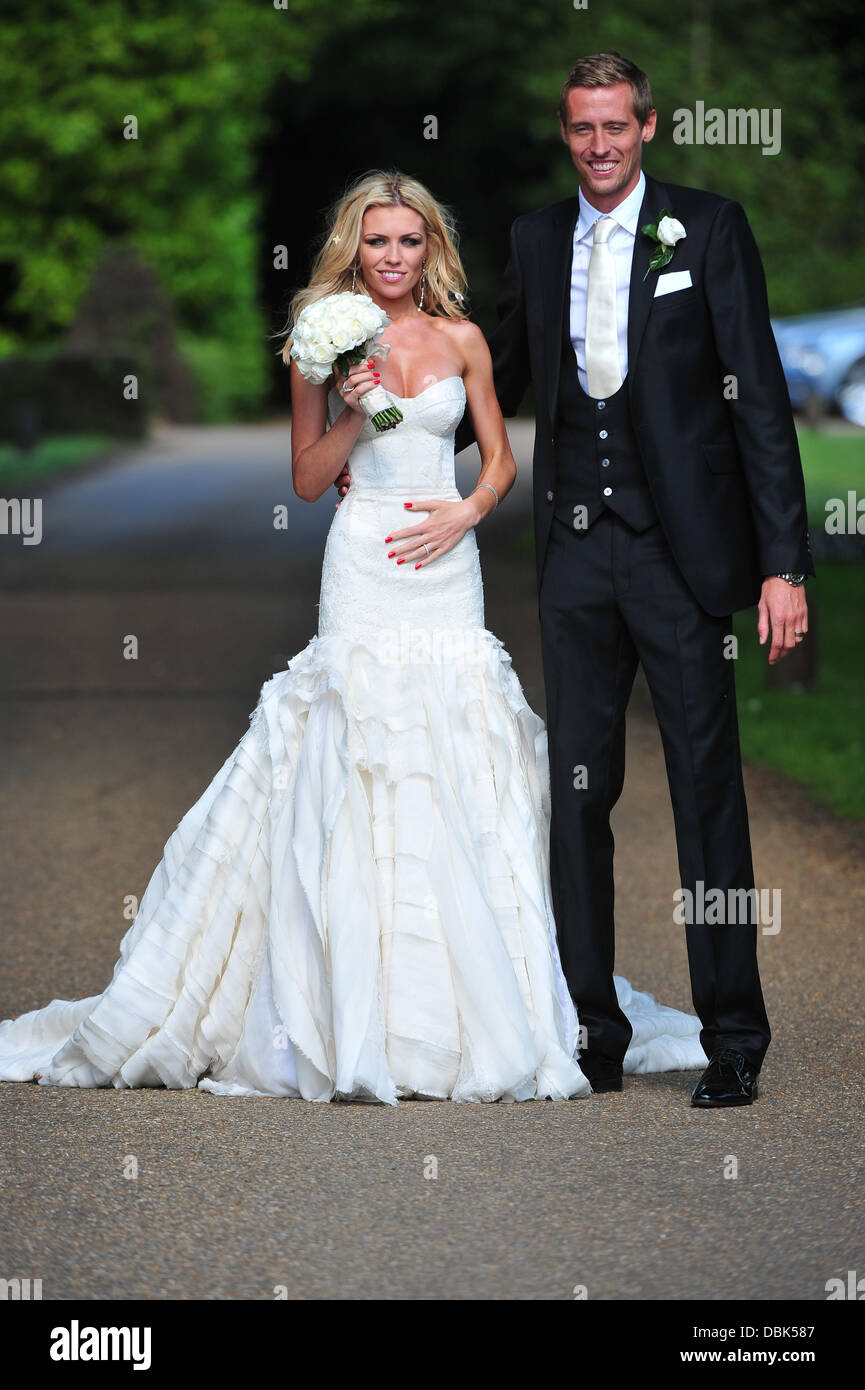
top-left (772, 572), bottom-right (807, 586)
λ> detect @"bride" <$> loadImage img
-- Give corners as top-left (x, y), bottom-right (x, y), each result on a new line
top-left (0, 170), bottom-right (706, 1104)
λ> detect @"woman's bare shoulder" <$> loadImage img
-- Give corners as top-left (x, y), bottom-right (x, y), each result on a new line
top-left (433, 315), bottom-right (486, 367)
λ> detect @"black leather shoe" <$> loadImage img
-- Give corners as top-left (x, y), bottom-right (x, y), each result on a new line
top-left (578, 1055), bottom-right (623, 1093)
top-left (691, 1047), bottom-right (759, 1107)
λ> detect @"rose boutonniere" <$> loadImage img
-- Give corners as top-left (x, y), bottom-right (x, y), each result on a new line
top-left (641, 210), bottom-right (687, 280)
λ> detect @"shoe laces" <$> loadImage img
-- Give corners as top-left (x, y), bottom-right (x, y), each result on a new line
top-left (715, 1047), bottom-right (748, 1078)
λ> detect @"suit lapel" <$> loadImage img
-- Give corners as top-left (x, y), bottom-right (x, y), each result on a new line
top-left (541, 196), bottom-right (579, 430)
top-left (626, 173), bottom-right (672, 400)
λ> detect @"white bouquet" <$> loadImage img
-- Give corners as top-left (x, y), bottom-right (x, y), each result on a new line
top-left (289, 291), bottom-right (404, 432)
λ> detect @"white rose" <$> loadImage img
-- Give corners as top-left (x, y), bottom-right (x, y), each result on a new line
top-left (656, 216), bottom-right (686, 247)
top-left (331, 323), bottom-right (358, 352)
top-left (292, 294), bottom-right (389, 373)
top-left (303, 362), bottom-right (332, 385)
top-left (354, 295), bottom-right (387, 325)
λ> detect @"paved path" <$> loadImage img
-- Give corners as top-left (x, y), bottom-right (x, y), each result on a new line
top-left (0, 422), bottom-right (861, 1300)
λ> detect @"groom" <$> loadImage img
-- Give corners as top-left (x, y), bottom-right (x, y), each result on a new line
top-left (453, 52), bottom-right (812, 1106)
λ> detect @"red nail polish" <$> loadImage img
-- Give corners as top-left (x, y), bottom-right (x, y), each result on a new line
top-left (414, 563), bottom-right (421, 569)
top-left (404, 503), bottom-right (413, 509)
top-left (397, 558), bottom-right (405, 564)
top-left (387, 551), bottom-right (395, 558)
top-left (384, 535), bottom-right (392, 542)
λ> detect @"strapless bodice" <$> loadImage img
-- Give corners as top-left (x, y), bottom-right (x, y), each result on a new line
top-left (326, 375), bottom-right (466, 494)
top-left (319, 374), bottom-right (483, 640)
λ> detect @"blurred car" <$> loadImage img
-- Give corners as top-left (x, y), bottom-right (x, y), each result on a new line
top-left (771, 304), bottom-right (865, 426)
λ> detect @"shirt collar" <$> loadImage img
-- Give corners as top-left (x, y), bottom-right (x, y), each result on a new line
top-left (576, 169), bottom-right (646, 242)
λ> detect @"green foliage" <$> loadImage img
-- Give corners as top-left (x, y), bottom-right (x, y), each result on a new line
top-left (731, 430), bottom-right (864, 821)
top-left (0, 0), bottom-right (358, 412)
top-left (0, 433), bottom-right (120, 492)
top-left (178, 329), bottom-right (269, 423)
top-left (798, 428), bottom-right (865, 525)
top-left (0, 0), bottom-right (862, 418)
top-left (733, 564), bottom-right (865, 821)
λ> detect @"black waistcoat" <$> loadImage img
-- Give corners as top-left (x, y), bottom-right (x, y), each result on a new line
top-left (553, 283), bottom-right (658, 533)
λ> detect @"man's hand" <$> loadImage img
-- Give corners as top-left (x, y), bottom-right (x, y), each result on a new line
top-left (757, 577), bottom-right (808, 665)
top-left (333, 463), bottom-right (351, 507)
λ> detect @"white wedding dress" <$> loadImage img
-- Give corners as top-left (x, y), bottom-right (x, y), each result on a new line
top-left (0, 375), bottom-right (707, 1103)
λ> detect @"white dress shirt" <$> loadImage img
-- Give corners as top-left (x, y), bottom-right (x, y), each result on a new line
top-left (569, 170), bottom-right (645, 393)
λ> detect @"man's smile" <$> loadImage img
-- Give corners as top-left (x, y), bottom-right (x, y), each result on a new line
top-left (585, 158), bottom-right (620, 177)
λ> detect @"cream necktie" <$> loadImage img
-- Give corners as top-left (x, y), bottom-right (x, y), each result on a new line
top-left (585, 215), bottom-right (623, 398)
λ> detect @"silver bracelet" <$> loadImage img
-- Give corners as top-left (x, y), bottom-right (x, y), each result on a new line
top-left (476, 481), bottom-right (499, 507)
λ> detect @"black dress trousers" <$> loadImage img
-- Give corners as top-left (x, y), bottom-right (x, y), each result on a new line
top-left (538, 505), bottom-right (772, 1074)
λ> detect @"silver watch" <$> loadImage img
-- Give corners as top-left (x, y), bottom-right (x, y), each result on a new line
top-left (774, 572), bottom-right (807, 586)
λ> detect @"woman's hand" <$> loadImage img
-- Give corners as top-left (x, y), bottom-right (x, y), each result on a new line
top-left (334, 357), bottom-right (381, 416)
top-left (384, 496), bottom-right (483, 569)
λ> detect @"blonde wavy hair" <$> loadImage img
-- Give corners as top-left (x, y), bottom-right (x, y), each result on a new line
top-left (277, 169), bottom-right (469, 365)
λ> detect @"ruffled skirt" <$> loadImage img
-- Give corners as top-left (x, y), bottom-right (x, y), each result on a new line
top-left (0, 629), bottom-right (707, 1102)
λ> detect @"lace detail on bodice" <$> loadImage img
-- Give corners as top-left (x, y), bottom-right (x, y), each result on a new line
top-left (325, 375), bottom-right (467, 492)
top-left (319, 375), bottom-right (485, 641)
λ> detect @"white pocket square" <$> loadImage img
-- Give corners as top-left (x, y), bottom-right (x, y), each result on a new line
top-left (653, 269), bottom-right (693, 297)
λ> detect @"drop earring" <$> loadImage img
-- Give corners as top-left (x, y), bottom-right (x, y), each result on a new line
top-left (417, 258), bottom-right (426, 312)
top-left (351, 262), bottom-right (358, 293)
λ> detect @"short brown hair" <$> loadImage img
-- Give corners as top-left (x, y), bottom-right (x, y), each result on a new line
top-left (558, 52), bottom-right (654, 128)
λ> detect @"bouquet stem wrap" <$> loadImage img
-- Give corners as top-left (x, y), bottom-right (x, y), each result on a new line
top-left (335, 349), bottom-right (403, 432)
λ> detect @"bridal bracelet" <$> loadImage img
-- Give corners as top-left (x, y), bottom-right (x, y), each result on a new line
top-left (475, 481), bottom-right (499, 508)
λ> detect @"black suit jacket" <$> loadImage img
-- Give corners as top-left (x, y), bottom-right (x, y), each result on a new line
top-left (454, 172), bottom-right (813, 615)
